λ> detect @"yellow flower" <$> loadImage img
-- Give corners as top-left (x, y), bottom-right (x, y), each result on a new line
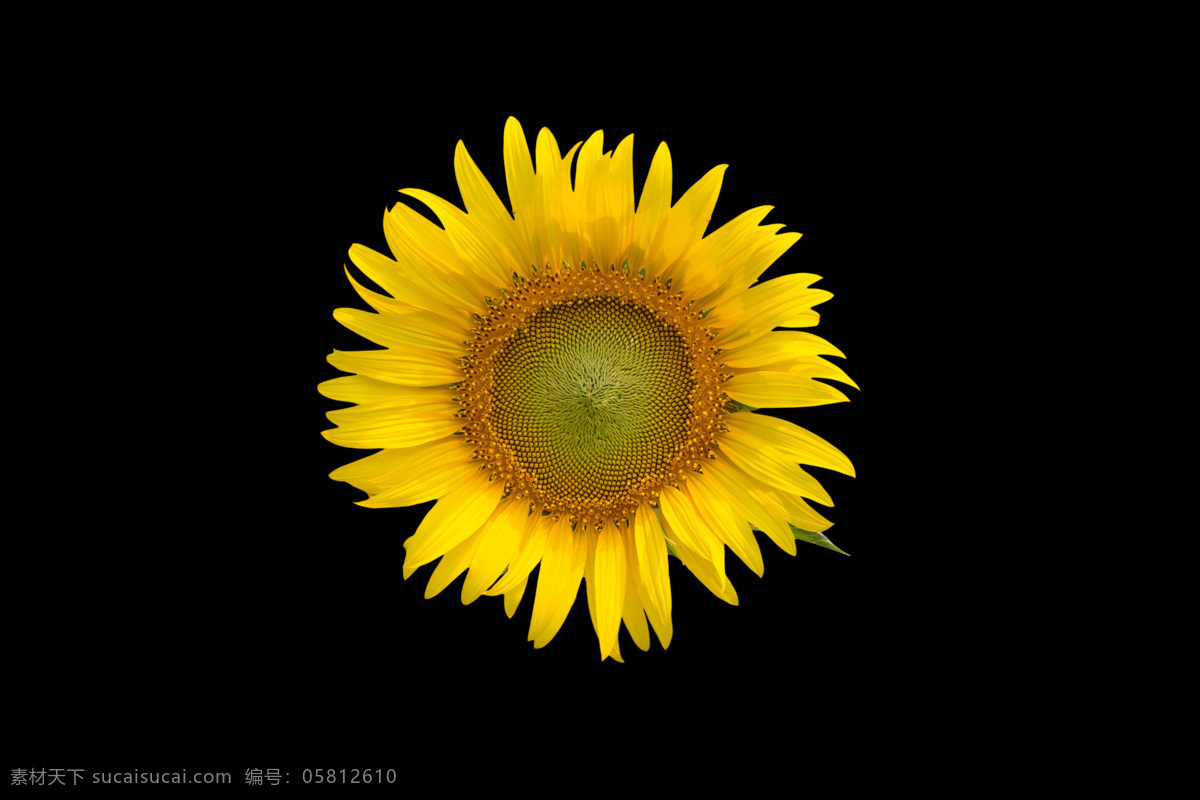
top-left (319, 117), bottom-right (856, 660)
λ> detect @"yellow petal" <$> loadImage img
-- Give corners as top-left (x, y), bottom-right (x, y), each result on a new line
top-left (657, 485), bottom-right (726, 588)
top-left (583, 530), bottom-right (633, 664)
top-left (346, 241), bottom-right (464, 322)
top-left (604, 134), bottom-right (636, 265)
top-left (347, 242), bottom-right (469, 326)
top-left (546, 141), bottom-right (583, 265)
top-left (503, 576), bottom-right (528, 618)
top-left (574, 130), bottom-right (605, 225)
top-left (719, 427), bottom-right (835, 506)
top-left (455, 138), bottom-right (516, 227)
top-left (342, 264), bottom-right (412, 317)
top-left (718, 331), bottom-right (845, 369)
top-left (534, 127), bottom-right (562, 177)
top-left (462, 498), bottom-right (529, 604)
top-left (454, 139), bottom-right (531, 269)
top-left (650, 164), bottom-right (727, 283)
top-left (384, 201), bottom-right (457, 268)
top-left (340, 268), bottom-right (471, 345)
top-left (529, 515), bottom-right (586, 647)
top-left (402, 469), bottom-right (505, 571)
top-left (621, 542), bottom-right (652, 652)
top-left (503, 117), bottom-right (540, 267)
top-left (321, 403), bottom-right (460, 450)
top-left (532, 128), bottom-right (568, 264)
top-left (672, 539), bottom-right (738, 606)
top-left (324, 391), bottom-right (455, 427)
top-left (702, 232), bottom-right (803, 310)
top-left (383, 202), bottom-right (492, 310)
top-left (714, 273), bottom-right (830, 348)
top-left (400, 188), bottom-right (513, 288)
top-left (326, 348), bottom-right (462, 387)
top-left (485, 506), bottom-right (548, 596)
top-left (636, 574), bottom-right (674, 649)
top-left (765, 487), bottom-right (835, 533)
top-left (762, 358), bottom-right (859, 392)
top-left (632, 502), bottom-right (672, 627)
top-left (680, 206), bottom-right (776, 301)
top-left (583, 526), bottom-right (600, 651)
top-left (592, 521), bottom-right (627, 658)
top-left (688, 476), bottom-right (764, 577)
top-left (328, 434), bottom-right (467, 492)
top-left (658, 485), bottom-right (727, 590)
top-left (333, 307), bottom-right (467, 357)
top-left (722, 370), bottom-right (850, 409)
top-left (723, 413), bottom-right (855, 477)
top-left (578, 133), bottom-right (619, 268)
top-left (346, 243), bottom-right (412, 301)
top-left (706, 457), bottom-right (796, 556)
top-left (317, 374), bottom-right (444, 405)
top-left (631, 142), bottom-right (672, 274)
top-left (424, 529), bottom-right (482, 599)
top-left (353, 455), bottom-right (474, 508)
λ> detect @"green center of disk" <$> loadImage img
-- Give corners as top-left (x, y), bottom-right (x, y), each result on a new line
top-left (489, 296), bottom-right (694, 506)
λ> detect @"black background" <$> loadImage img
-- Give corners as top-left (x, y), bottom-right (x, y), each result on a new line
top-left (14, 75), bottom-right (969, 766)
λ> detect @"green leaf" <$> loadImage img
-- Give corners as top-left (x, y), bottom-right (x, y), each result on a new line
top-left (790, 524), bottom-right (850, 556)
top-left (725, 399), bottom-right (758, 413)
top-left (665, 539), bottom-right (681, 560)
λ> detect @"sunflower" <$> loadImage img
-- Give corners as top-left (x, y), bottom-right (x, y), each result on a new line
top-left (319, 117), bottom-right (855, 660)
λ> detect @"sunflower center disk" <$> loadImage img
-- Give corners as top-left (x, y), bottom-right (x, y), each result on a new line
top-left (459, 266), bottom-right (728, 521)
top-left (492, 298), bottom-right (691, 508)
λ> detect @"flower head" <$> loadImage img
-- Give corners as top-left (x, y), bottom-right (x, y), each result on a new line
top-left (320, 118), bottom-right (856, 660)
